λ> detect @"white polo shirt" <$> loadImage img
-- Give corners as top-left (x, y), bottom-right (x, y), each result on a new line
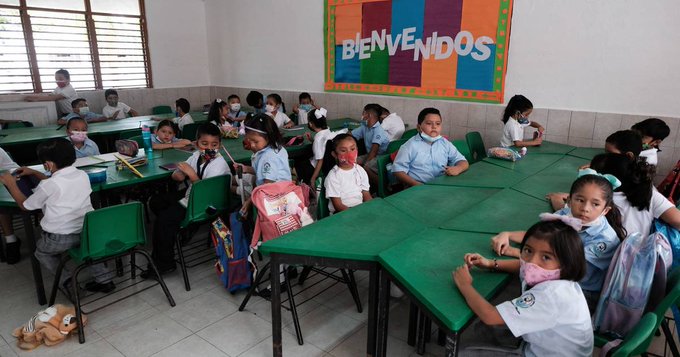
top-left (182, 151), bottom-right (229, 200)
top-left (500, 119), bottom-right (527, 147)
top-left (325, 164), bottom-right (370, 213)
top-left (52, 84), bottom-right (78, 116)
top-left (614, 189), bottom-right (674, 236)
top-left (175, 113), bottom-right (194, 130)
top-left (309, 128), bottom-right (347, 168)
top-left (103, 102), bottom-right (132, 119)
top-left (640, 148), bottom-right (658, 166)
top-left (23, 166), bottom-right (93, 234)
top-left (0, 148), bottom-right (19, 171)
top-left (271, 111), bottom-right (291, 128)
top-left (381, 112), bottom-right (405, 141)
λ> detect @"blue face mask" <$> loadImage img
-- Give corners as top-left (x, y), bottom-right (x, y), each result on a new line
top-left (175, 111), bottom-right (180, 118)
top-left (300, 104), bottom-right (313, 112)
top-left (420, 133), bottom-right (442, 143)
top-left (517, 116), bottom-right (530, 125)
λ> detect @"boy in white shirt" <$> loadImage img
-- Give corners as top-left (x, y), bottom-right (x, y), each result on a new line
top-left (174, 98), bottom-right (194, 130)
top-left (103, 89), bottom-right (139, 120)
top-left (292, 92), bottom-right (318, 125)
top-left (324, 134), bottom-right (372, 214)
top-left (0, 147), bottom-right (24, 264)
top-left (632, 118), bottom-right (670, 166)
top-left (378, 105), bottom-right (405, 141)
top-left (0, 138), bottom-right (114, 293)
top-left (25, 69), bottom-right (78, 117)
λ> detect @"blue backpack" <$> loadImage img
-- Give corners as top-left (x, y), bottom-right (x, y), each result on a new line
top-left (211, 212), bottom-right (252, 293)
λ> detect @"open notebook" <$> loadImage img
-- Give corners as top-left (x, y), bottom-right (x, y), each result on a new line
top-left (73, 149), bottom-right (146, 168)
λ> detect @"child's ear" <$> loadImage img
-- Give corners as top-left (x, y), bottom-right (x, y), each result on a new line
top-left (331, 151), bottom-right (337, 159)
top-left (625, 151), bottom-right (636, 160)
top-left (416, 123), bottom-right (421, 132)
top-left (602, 206), bottom-right (612, 216)
top-left (651, 139), bottom-right (663, 148)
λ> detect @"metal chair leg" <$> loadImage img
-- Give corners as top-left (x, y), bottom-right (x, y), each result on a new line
top-left (342, 269), bottom-right (363, 313)
top-left (297, 266), bottom-right (313, 285)
top-left (437, 329), bottom-right (446, 346)
top-left (286, 272), bottom-right (304, 345)
top-left (408, 302), bottom-right (417, 346)
top-left (661, 318), bottom-right (680, 357)
top-left (175, 232), bottom-right (191, 291)
top-left (72, 265), bottom-right (87, 344)
top-left (239, 262), bottom-right (269, 311)
top-left (424, 316), bottom-right (432, 343)
top-left (130, 250), bottom-right (137, 280)
top-left (137, 249), bottom-right (175, 307)
top-left (115, 257), bottom-right (124, 277)
top-left (416, 310), bottom-right (426, 355)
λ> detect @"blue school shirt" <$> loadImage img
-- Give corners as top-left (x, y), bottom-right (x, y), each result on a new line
top-left (252, 146), bottom-right (292, 186)
top-left (351, 121), bottom-right (390, 155)
top-left (556, 207), bottom-right (620, 292)
top-left (63, 112), bottom-right (104, 123)
top-left (228, 110), bottom-right (247, 127)
top-left (69, 138), bottom-right (100, 158)
top-left (391, 134), bottom-right (467, 184)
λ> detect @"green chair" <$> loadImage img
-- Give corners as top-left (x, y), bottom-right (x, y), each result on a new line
top-left (402, 128), bottom-right (418, 140)
top-left (466, 131), bottom-right (487, 163)
top-left (387, 138), bottom-right (408, 154)
top-left (314, 176), bottom-right (329, 220)
top-left (452, 139), bottom-right (473, 162)
top-left (376, 154), bottom-right (392, 198)
top-left (128, 135), bottom-right (145, 148)
top-left (152, 105), bottom-right (173, 115)
top-left (180, 122), bottom-right (200, 140)
top-left (176, 174), bottom-right (231, 291)
top-left (49, 202), bottom-right (175, 343)
top-left (120, 129), bottom-right (142, 140)
top-left (2, 121), bottom-right (33, 129)
top-left (608, 312), bottom-right (658, 357)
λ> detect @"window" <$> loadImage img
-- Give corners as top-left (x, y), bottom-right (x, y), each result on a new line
top-left (0, 0), bottom-right (151, 94)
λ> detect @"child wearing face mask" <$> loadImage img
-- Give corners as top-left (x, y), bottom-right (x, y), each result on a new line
top-left (392, 108), bottom-right (468, 187)
top-left (294, 108), bottom-right (347, 186)
top-left (453, 219), bottom-right (592, 356)
top-left (151, 120), bottom-right (192, 150)
top-left (292, 92), bottom-right (318, 125)
top-left (353, 104), bottom-right (391, 188)
top-left (631, 118), bottom-right (670, 166)
top-left (499, 95), bottom-right (544, 148)
top-left (25, 69), bottom-right (78, 117)
top-left (66, 117), bottom-right (100, 158)
top-left (102, 89), bottom-right (139, 120)
top-left (226, 94), bottom-right (247, 127)
top-left (173, 98), bottom-right (194, 130)
top-left (492, 173), bottom-right (625, 311)
top-left (324, 134), bottom-right (372, 214)
top-left (266, 94), bottom-right (294, 129)
top-left (58, 98), bottom-right (107, 125)
top-left (207, 98), bottom-right (233, 134)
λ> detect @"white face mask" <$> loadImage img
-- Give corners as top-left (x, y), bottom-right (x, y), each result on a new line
top-left (79, 106), bottom-right (90, 115)
top-left (230, 103), bottom-right (241, 112)
top-left (265, 104), bottom-right (276, 113)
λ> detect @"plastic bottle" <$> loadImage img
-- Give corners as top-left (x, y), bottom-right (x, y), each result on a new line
top-left (141, 125), bottom-right (153, 156)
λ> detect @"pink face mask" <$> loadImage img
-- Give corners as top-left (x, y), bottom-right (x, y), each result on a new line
top-left (337, 151), bottom-right (358, 166)
top-left (519, 259), bottom-right (561, 286)
top-left (69, 131), bottom-right (88, 143)
top-left (56, 81), bottom-right (67, 88)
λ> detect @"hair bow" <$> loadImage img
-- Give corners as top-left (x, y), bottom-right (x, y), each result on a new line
top-left (315, 107), bottom-right (327, 119)
top-left (577, 168), bottom-right (621, 190)
top-left (216, 98), bottom-right (223, 103)
top-left (539, 212), bottom-right (583, 232)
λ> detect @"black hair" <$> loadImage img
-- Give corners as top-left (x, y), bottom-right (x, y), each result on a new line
top-left (632, 118), bottom-right (670, 143)
top-left (363, 104), bottom-right (382, 119)
top-left (175, 98), bottom-right (190, 114)
top-left (37, 138), bottom-right (76, 169)
top-left (590, 153), bottom-right (656, 211)
top-left (379, 105), bottom-right (390, 116)
top-left (246, 91), bottom-right (263, 107)
top-left (66, 116), bottom-right (86, 130)
top-left (157, 119), bottom-right (179, 135)
top-left (307, 108), bottom-right (328, 129)
top-left (569, 175), bottom-right (627, 240)
top-left (244, 113), bottom-right (284, 150)
top-left (207, 99), bottom-right (228, 125)
top-left (331, 133), bottom-right (357, 152)
top-left (502, 94), bottom-right (533, 123)
top-left (299, 92), bottom-right (311, 102)
top-left (104, 89), bottom-right (118, 98)
top-left (521, 220), bottom-right (586, 282)
top-left (606, 130), bottom-right (642, 158)
top-left (227, 94), bottom-right (239, 102)
top-left (195, 122), bottom-right (221, 141)
top-left (55, 69), bottom-right (70, 80)
top-left (71, 98), bottom-right (86, 108)
top-left (267, 93), bottom-right (286, 113)
top-left (417, 107), bottom-right (441, 125)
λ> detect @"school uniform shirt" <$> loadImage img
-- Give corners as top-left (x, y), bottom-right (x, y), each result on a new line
top-left (640, 148), bottom-right (659, 166)
top-left (391, 134), bottom-right (467, 184)
top-left (0, 147), bottom-right (19, 171)
top-left (252, 146), bottom-right (292, 186)
top-left (500, 119), bottom-right (527, 147)
top-left (496, 280), bottom-right (593, 357)
top-left (271, 111), bottom-right (292, 128)
top-left (52, 84), bottom-right (77, 116)
top-left (102, 102), bottom-right (132, 119)
top-left (183, 150), bottom-right (229, 200)
top-left (556, 207), bottom-right (620, 293)
top-left (63, 112), bottom-right (105, 123)
top-left (174, 113), bottom-right (194, 130)
top-left (23, 166), bottom-right (93, 234)
top-left (297, 108), bottom-right (309, 125)
top-left (324, 164), bottom-right (370, 214)
top-left (309, 128), bottom-right (347, 168)
top-left (151, 135), bottom-right (180, 145)
top-left (69, 137), bottom-right (100, 158)
top-left (381, 112), bottom-right (406, 141)
top-left (614, 189), bottom-right (674, 236)
top-left (227, 110), bottom-right (246, 126)
top-left (351, 121), bottom-right (390, 155)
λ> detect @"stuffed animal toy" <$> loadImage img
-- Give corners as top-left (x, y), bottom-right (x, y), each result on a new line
top-left (12, 304), bottom-right (86, 350)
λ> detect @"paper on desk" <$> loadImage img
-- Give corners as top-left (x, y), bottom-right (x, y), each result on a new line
top-left (74, 149), bottom-right (145, 168)
top-left (282, 126), bottom-right (305, 131)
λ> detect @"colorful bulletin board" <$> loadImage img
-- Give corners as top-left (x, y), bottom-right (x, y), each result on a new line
top-left (324, 0), bottom-right (513, 103)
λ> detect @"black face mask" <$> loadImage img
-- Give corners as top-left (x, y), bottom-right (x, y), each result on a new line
top-left (202, 149), bottom-right (217, 159)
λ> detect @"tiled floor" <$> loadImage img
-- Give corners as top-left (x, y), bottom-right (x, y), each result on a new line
top-left (1, 229), bottom-right (680, 356)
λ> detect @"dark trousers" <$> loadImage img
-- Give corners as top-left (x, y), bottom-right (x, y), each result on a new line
top-left (149, 190), bottom-right (186, 269)
top-left (294, 159), bottom-right (315, 185)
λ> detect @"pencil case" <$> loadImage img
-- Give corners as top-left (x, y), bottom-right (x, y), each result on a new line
top-left (487, 147), bottom-right (523, 161)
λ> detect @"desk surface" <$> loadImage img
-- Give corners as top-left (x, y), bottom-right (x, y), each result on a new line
top-left (379, 228), bottom-right (510, 331)
top-left (567, 147), bottom-right (604, 161)
top-left (482, 153), bottom-right (564, 175)
top-left (510, 155), bottom-right (589, 200)
top-left (427, 161), bottom-right (529, 188)
top-left (521, 141), bottom-right (576, 155)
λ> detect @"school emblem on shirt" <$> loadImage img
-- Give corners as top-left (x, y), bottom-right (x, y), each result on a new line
top-left (597, 242), bottom-right (607, 252)
top-left (263, 163), bottom-right (271, 175)
top-left (513, 293), bottom-right (535, 309)
top-left (375, 135), bottom-right (381, 140)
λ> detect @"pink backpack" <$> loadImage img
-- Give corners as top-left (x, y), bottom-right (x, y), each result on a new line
top-left (250, 181), bottom-right (314, 248)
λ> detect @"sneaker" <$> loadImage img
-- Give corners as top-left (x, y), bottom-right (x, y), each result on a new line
top-left (287, 266), bottom-right (298, 279)
top-left (85, 281), bottom-right (116, 293)
top-left (140, 264), bottom-right (176, 280)
top-left (6, 240), bottom-right (21, 265)
top-left (257, 282), bottom-right (288, 299)
top-left (390, 284), bottom-right (404, 298)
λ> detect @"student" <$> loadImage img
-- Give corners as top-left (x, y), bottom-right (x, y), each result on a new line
top-left (454, 219), bottom-right (592, 356)
top-left (151, 120), bottom-right (192, 150)
top-left (58, 98), bottom-right (107, 125)
top-left (66, 117), bottom-right (100, 158)
top-left (324, 134), bottom-right (371, 214)
top-left (494, 173), bottom-right (625, 310)
top-left (352, 104), bottom-right (390, 186)
top-left (604, 130), bottom-right (642, 159)
top-left (632, 118), bottom-right (670, 165)
top-left (378, 105), bottom-right (405, 141)
top-left (226, 94), bottom-right (247, 125)
top-left (102, 89), bottom-right (139, 120)
top-left (500, 95), bottom-right (544, 148)
top-left (239, 113), bottom-right (292, 187)
top-left (292, 92), bottom-right (317, 125)
top-left (174, 98), bottom-right (194, 130)
top-left (0, 138), bottom-right (114, 293)
top-left (295, 108), bottom-right (346, 185)
top-left (246, 90), bottom-right (266, 114)
top-left (0, 148), bottom-right (22, 264)
top-left (392, 108), bottom-right (468, 186)
top-left (266, 94), bottom-right (294, 129)
top-left (590, 153), bottom-right (680, 236)
top-left (25, 69), bottom-right (78, 117)
top-left (207, 98), bottom-right (229, 131)
top-left (145, 123), bottom-right (229, 276)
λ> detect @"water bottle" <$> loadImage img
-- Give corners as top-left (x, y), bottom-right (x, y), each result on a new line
top-left (141, 125), bottom-right (153, 156)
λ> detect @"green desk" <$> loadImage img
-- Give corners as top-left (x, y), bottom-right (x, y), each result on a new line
top-left (377, 228), bottom-right (510, 356)
top-left (537, 155), bottom-right (588, 177)
top-left (427, 161), bottom-right (529, 188)
top-left (384, 185), bottom-right (500, 226)
top-left (482, 153), bottom-right (564, 175)
top-left (510, 156), bottom-right (588, 200)
top-left (522, 141), bottom-right (575, 155)
top-left (568, 147), bottom-right (604, 161)
top-left (440, 189), bottom-right (552, 233)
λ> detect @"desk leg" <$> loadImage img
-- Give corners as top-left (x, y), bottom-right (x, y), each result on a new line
top-left (444, 332), bottom-right (459, 357)
top-left (23, 213), bottom-right (46, 305)
top-left (366, 265), bottom-right (379, 357)
top-left (375, 269), bottom-right (391, 357)
top-left (270, 255), bottom-right (283, 357)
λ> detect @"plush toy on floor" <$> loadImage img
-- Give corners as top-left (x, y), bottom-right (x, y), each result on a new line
top-left (12, 304), bottom-right (86, 350)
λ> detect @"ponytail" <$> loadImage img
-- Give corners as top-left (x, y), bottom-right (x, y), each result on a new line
top-left (590, 153), bottom-right (656, 211)
top-left (502, 95), bottom-right (533, 124)
top-left (605, 205), bottom-right (627, 241)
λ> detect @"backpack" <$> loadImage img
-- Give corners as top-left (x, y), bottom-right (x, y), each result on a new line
top-left (657, 159), bottom-right (680, 205)
top-left (211, 212), bottom-right (252, 292)
top-left (593, 231), bottom-right (672, 340)
top-left (249, 181), bottom-right (315, 248)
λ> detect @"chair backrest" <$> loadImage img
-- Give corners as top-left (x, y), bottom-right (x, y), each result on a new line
top-left (180, 123), bottom-right (200, 140)
top-left (182, 174), bottom-right (231, 226)
top-left (452, 139), bottom-right (473, 162)
top-left (466, 131), bottom-right (487, 163)
top-left (376, 154), bottom-right (391, 198)
top-left (387, 138), bottom-right (408, 154)
top-left (120, 129), bottom-right (142, 140)
top-left (402, 128), bottom-right (418, 140)
top-left (315, 176), bottom-right (330, 219)
top-left (609, 312), bottom-right (658, 357)
top-left (79, 202), bottom-right (146, 260)
top-left (3, 121), bottom-right (33, 129)
top-left (128, 135), bottom-right (145, 148)
top-left (152, 105), bottom-right (173, 115)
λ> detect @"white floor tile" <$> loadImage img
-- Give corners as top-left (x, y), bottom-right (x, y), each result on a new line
top-left (150, 335), bottom-right (228, 357)
top-left (0, 343), bottom-right (18, 357)
top-left (329, 325), bottom-right (414, 357)
top-left (86, 295), bottom-right (156, 334)
top-left (164, 290), bottom-right (239, 332)
top-left (9, 331), bottom-right (103, 357)
top-left (197, 310), bottom-right (271, 356)
top-left (244, 294), bottom-right (322, 329)
top-left (104, 314), bottom-right (192, 357)
top-left (240, 329), bottom-right (326, 357)
top-left (64, 339), bottom-right (124, 357)
top-left (283, 305), bottom-right (364, 352)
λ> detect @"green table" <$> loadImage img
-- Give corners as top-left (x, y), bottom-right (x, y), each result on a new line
top-left (510, 156), bottom-right (588, 200)
top-left (440, 189), bottom-right (551, 233)
top-left (537, 155), bottom-right (588, 177)
top-left (522, 141), bottom-right (576, 155)
top-left (427, 161), bottom-right (529, 188)
top-left (482, 153), bottom-right (564, 175)
top-left (384, 185), bottom-right (500, 226)
top-left (568, 147), bottom-right (604, 161)
top-left (377, 228), bottom-right (511, 356)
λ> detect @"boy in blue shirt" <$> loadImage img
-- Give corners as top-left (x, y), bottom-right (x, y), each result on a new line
top-left (352, 104), bottom-right (390, 186)
top-left (57, 98), bottom-right (107, 125)
top-left (392, 107), bottom-right (469, 186)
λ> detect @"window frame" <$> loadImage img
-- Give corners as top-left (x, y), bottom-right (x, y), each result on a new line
top-left (0, 0), bottom-right (153, 93)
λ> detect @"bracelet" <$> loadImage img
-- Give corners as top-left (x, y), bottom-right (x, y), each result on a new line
top-left (492, 259), bottom-right (498, 271)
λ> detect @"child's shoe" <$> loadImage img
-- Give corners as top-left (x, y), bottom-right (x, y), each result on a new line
top-left (6, 240), bottom-right (21, 264)
top-left (85, 281), bottom-right (116, 293)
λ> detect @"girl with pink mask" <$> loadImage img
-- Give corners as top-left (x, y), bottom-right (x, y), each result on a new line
top-left (324, 134), bottom-right (372, 214)
top-left (453, 219), bottom-right (593, 357)
top-left (66, 117), bottom-right (99, 158)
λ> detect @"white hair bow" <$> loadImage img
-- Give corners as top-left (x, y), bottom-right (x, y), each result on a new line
top-left (315, 107), bottom-right (327, 119)
top-left (539, 212), bottom-right (583, 231)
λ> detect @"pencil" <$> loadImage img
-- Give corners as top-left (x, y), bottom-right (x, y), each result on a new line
top-left (221, 144), bottom-right (236, 165)
top-left (114, 154), bottom-right (144, 178)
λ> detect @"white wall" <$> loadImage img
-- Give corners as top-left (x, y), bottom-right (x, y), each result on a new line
top-left (203, 0), bottom-right (680, 117)
top-left (146, 0), bottom-right (211, 88)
